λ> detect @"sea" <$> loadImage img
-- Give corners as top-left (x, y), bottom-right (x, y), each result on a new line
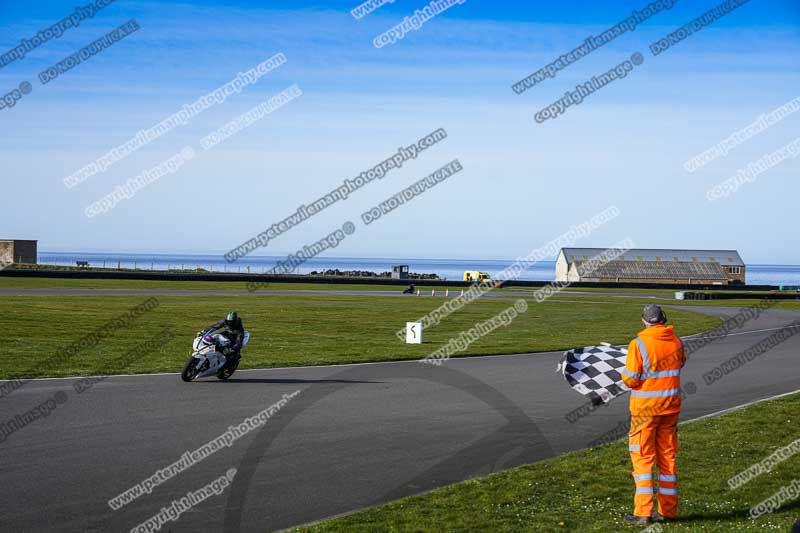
top-left (35, 252), bottom-right (800, 286)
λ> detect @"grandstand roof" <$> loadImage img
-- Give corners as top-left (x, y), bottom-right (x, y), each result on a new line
top-left (575, 259), bottom-right (728, 280)
top-left (561, 248), bottom-right (744, 266)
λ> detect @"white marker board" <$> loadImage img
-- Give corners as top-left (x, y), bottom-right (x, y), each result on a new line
top-left (406, 322), bottom-right (422, 344)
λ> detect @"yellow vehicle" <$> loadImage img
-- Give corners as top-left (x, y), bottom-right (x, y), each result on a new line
top-left (463, 270), bottom-right (492, 283)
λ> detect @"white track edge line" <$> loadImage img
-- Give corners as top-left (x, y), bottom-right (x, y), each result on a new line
top-left (682, 387), bottom-right (800, 424)
top-left (0, 350), bottom-right (557, 384)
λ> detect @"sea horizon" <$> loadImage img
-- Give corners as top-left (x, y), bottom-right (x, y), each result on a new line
top-left (34, 251), bottom-right (800, 286)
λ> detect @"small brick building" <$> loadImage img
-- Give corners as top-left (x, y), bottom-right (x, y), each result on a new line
top-left (0, 240), bottom-right (38, 265)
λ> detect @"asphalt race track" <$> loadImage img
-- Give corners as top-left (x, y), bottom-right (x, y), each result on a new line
top-left (1, 305), bottom-right (798, 532)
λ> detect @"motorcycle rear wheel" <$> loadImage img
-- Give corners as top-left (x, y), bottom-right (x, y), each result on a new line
top-left (217, 361), bottom-right (239, 380)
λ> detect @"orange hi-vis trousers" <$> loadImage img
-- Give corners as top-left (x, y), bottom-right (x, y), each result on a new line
top-left (629, 413), bottom-right (679, 518)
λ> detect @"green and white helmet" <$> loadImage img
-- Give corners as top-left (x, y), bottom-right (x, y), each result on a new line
top-left (225, 311), bottom-right (239, 325)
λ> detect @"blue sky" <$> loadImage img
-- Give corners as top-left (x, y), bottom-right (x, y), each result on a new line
top-left (1, 0), bottom-right (798, 263)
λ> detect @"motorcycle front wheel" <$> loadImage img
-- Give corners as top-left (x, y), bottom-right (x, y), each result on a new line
top-left (181, 357), bottom-right (202, 382)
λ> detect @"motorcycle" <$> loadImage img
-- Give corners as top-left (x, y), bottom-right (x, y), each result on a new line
top-left (181, 332), bottom-right (248, 382)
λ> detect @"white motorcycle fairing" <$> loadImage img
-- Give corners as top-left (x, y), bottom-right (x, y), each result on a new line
top-left (190, 335), bottom-right (229, 378)
top-left (183, 331), bottom-right (249, 382)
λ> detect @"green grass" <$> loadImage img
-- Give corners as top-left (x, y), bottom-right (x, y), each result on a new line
top-left (0, 276), bottom-right (678, 294)
top-left (4, 277), bottom-right (796, 306)
top-left (675, 299), bottom-right (800, 310)
top-left (0, 277), bottom-right (452, 291)
top-left (508, 286), bottom-right (677, 295)
top-left (0, 295), bottom-right (720, 379)
top-left (549, 295), bottom-right (800, 310)
top-left (298, 393), bottom-right (800, 532)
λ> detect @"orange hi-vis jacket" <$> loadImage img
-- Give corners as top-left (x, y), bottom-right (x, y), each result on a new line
top-left (621, 325), bottom-right (686, 416)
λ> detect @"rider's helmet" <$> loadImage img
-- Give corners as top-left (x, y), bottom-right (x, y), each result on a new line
top-left (202, 334), bottom-right (216, 346)
top-left (225, 311), bottom-right (239, 326)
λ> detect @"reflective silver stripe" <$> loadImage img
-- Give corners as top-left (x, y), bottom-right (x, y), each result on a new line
top-left (631, 388), bottom-right (682, 398)
top-left (658, 474), bottom-right (677, 482)
top-left (634, 473), bottom-right (652, 481)
top-left (636, 487), bottom-right (654, 494)
top-left (631, 336), bottom-right (681, 380)
top-left (658, 487), bottom-right (678, 495)
top-left (648, 369), bottom-right (681, 378)
top-left (629, 445), bottom-right (640, 452)
top-left (622, 368), bottom-right (645, 379)
top-left (635, 337), bottom-right (651, 375)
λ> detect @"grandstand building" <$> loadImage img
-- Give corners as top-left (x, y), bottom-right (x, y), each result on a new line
top-left (556, 248), bottom-right (745, 285)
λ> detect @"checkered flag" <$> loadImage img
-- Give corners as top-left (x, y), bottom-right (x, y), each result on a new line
top-left (558, 343), bottom-right (630, 404)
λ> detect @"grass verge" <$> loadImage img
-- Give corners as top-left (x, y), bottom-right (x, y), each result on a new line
top-left (0, 277), bottom-right (446, 292)
top-left (0, 295), bottom-right (720, 379)
top-left (550, 295), bottom-right (800, 310)
top-left (298, 393), bottom-right (800, 532)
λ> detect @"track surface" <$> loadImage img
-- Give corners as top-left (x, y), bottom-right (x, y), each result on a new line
top-left (1, 306), bottom-right (798, 532)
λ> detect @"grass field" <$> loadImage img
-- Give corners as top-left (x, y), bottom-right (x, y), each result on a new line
top-left (551, 295), bottom-right (800, 310)
top-left (298, 393), bottom-right (800, 532)
top-left (0, 293), bottom-right (721, 379)
top-left (0, 277), bottom-right (451, 292)
top-left (0, 276), bottom-right (678, 294)
top-left (4, 276), bottom-right (798, 303)
top-left (3, 275), bottom-right (796, 295)
top-left (509, 286), bottom-right (677, 295)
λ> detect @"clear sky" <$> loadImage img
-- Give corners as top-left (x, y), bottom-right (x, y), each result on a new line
top-left (1, 0), bottom-right (798, 263)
